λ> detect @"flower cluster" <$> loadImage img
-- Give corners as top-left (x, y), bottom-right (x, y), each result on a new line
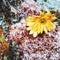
top-left (16, 0), bottom-right (41, 17)
top-left (8, 19), bottom-right (60, 60)
top-left (8, 19), bottom-right (26, 43)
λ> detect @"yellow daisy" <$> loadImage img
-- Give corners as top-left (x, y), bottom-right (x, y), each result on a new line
top-left (26, 12), bottom-right (57, 37)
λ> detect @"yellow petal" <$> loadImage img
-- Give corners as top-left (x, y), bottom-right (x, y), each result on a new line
top-left (37, 23), bottom-right (41, 33)
top-left (38, 27), bottom-right (41, 33)
top-left (26, 22), bottom-right (35, 26)
top-left (45, 12), bottom-right (51, 16)
top-left (43, 25), bottom-right (48, 34)
top-left (32, 22), bottom-right (38, 32)
top-left (33, 32), bottom-right (38, 37)
top-left (27, 27), bottom-right (31, 30)
top-left (49, 21), bottom-right (55, 30)
top-left (46, 21), bottom-right (54, 31)
top-left (40, 11), bottom-right (45, 17)
top-left (52, 16), bottom-right (57, 21)
top-left (46, 24), bottom-right (51, 31)
top-left (40, 24), bottom-right (44, 34)
top-left (26, 16), bottom-right (36, 22)
top-left (29, 30), bottom-right (34, 34)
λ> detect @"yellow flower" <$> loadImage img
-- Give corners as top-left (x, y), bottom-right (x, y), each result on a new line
top-left (26, 12), bottom-right (57, 37)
